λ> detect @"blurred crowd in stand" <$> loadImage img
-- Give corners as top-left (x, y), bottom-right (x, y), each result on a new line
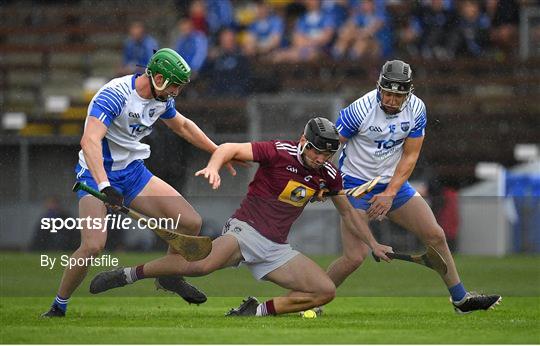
top-left (122, 0), bottom-right (524, 91)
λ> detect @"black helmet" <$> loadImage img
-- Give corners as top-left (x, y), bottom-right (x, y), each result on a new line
top-left (377, 60), bottom-right (414, 112)
top-left (303, 117), bottom-right (340, 153)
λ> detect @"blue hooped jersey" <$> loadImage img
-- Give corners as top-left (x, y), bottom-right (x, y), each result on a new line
top-left (336, 89), bottom-right (427, 183)
top-left (78, 74), bottom-right (177, 171)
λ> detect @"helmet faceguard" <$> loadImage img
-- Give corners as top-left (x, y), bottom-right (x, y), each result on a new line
top-left (301, 117), bottom-right (340, 155)
top-left (376, 60), bottom-right (414, 113)
top-left (146, 48), bottom-right (191, 101)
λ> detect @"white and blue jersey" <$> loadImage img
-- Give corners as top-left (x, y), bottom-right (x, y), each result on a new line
top-left (78, 74), bottom-right (176, 171)
top-left (175, 32), bottom-right (208, 73)
top-left (75, 74), bottom-right (177, 205)
top-left (336, 89), bottom-right (427, 210)
top-left (337, 89), bottom-right (426, 183)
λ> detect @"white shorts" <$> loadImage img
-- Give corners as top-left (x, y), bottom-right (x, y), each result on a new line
top-left (222, 218), bottom-right (300, 280)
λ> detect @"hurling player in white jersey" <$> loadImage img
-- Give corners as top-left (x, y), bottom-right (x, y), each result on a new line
top-left (331, 60), bottom-right (501, 314)
top-left (42, 48), bottom-right (243, 317)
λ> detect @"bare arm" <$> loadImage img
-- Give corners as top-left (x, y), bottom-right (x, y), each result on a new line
top-left (331, 195), bottom-right (392, 261)
top-left (195, 143), bottom-right (253, 189)
top-left (80, 117), bottom-right (109, 187)
top-left (385, 136), bottom-right (424, 196)
top-left (367, 136), bottom-right (424, 219)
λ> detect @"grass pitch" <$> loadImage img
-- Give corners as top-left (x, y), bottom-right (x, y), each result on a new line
top-left (1, 252), bottom-right (539, 344)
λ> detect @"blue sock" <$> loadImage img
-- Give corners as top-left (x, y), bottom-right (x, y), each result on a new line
top-left (449, 283), bottom-right (467, 302)
top-left (53, 295), bottom-right (69, 312)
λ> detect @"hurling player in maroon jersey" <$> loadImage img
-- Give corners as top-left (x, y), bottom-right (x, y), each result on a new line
top-left (90, 118), bottom-right (392, 316)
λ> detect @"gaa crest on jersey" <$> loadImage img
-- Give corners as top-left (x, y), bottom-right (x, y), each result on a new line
top-left (278, 180), bottom-right (315, 207)
top-left (148, 108), bottom-right (156, 118)
top-left (401, 121), bottom-right (410, 132)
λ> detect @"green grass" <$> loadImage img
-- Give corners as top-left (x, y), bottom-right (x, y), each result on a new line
top-left (1, 252), bottom-right (539, 344)
top-left (1, 297), bottom-right (538, 344)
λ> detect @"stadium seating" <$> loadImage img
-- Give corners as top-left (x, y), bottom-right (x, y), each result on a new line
top-left (1, 0), bottom-right (539, 188)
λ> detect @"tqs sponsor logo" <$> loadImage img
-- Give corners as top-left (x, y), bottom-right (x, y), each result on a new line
top-left (374, 137), bottom-right (405, 150)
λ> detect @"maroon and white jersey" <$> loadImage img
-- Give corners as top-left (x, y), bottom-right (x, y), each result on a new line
top-left (231, 140), bottom-right (343, 244)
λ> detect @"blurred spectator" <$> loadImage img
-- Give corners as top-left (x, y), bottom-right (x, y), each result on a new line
top-left (190, 0), bottom-right (209, 34)
top-left (121, 21), bottom-right (159, 75)
top-left (321, 0), bottom-right (349, 29)
top-left (31, 197), bottom-right (78, 251)
top-left (243, 0), bottom-right (284, 57)
top-left (485, 0), bottom-right (520, 58)
top-left (277, 1), bottom-right (307, 49)
top-left (387, 1), bottom-right (422, 58)
top-left (450, 0), bottom-right (490, 57)
top-left (332, 0), bottom-right (386, 60)
top-left (174, 16), bottom-right (208, 78)
top-left (418, 0), bottom-right (459, 60)
top-left (271, 0), bottom-right (335, 63)
top-left (207, 28), bottom-right (251, 96)
top-left (205, 0), bottom-right (235, 37)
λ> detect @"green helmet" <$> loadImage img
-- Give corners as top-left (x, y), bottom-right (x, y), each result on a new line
top-left (146, 48), bottom-right (191, 90)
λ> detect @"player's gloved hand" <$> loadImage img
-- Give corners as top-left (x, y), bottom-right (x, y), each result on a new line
top-left (100, 186), bottom-right (124, 209)
top-left (367, 191), bottom-right (395, 220)
top-left (371, 243), bottom-right (393, 262)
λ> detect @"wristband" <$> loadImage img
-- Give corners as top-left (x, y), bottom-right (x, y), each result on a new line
top-left (98, 181), bottom-right (111, 191)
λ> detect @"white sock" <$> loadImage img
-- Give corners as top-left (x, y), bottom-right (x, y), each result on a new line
top-left (255, 303), bottom-right (267, 316)
top-left (124, 267), bottom-right (134, 284)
